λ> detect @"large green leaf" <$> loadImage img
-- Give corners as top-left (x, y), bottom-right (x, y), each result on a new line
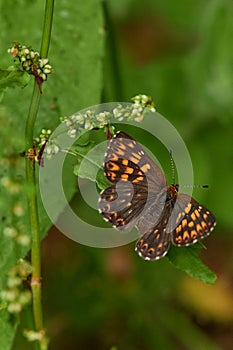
top-left (0, 0), bottom-right (104, 348)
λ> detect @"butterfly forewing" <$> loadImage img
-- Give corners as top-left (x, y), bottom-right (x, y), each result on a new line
top-left (104, 131), bottom-right (167, 191)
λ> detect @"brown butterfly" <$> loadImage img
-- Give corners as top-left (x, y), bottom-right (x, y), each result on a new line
top-left (98, 131), bottom-right (216, 260)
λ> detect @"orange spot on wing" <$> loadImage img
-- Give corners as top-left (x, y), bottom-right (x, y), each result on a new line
top-left (107, 172), bottom-right (116, 180)
top-left (142, 243), bottom-right (149, 250)
top-left (201, 221), bottom-right (208, 231)
top-left (185, 204), bottom-right (192, 214)
top-left (196, 224), bottom-right (203, 233)
top-left (183, 231), bottom-right (190, 241)
top-left (121, 159), bottom-right (128, 166)
top-left (106, 162), bottom-right (120, 171)
top-left (116, 149), bottom-right (125, 156)
top-left (119, 143), bottom-right (126, 150)
top-left (130, 157), bottom-right (139, 164)
top-left (141, 163), bottom-right (151, 173)
top-left (175, 236), bottom-right (182, 244)
top-left (191, 212), bottom-right (196, 221)
top-left (191, 230), bottom-right (197, 239)
top-left (121, 174), bottom-right (129, 180)
top-left (131, 152), bottom-right (141, 159)
top-left (132, 176), bottom-right (144, 183)
top-left (176, 212), bottom-right (183, 224)
top-left (125, 167), bottom-right (134, 174)
top-left (128, 142), bottom-right (136, 149)
top-left (188, 221), bottom-right (194, 228)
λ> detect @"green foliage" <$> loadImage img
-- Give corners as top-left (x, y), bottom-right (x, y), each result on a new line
top-left (0, 0), bottom-right (232, 349)
top-left (0, 310), bottom-right (18, 350)
top-left (168, 244), bottom-right (216, 284)
top-left (0, 0), bottom-right (104, 349)
top-left (0, 68), bottom-right (30, 95)
top-left (0, 0), bottom-right (104, 131)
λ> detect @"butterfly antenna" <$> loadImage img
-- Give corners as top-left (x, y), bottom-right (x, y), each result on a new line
top-left (180, 184), bottom-right (209, 189)
top-left (169, 149), bottom-right (175, 184)
top-left (193, 184), bottom-right (209, 189)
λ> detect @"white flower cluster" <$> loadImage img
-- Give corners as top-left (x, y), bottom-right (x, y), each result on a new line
top-left (1, 175), bottom-right (30, 247)
top-left (3, 223), bottom-right (30, 247)
top-left (23, 328), bottom-right (49, 349)
top-left (44, 141), bottom-right (60, 159)
top-left (62, 110), bottom-right (111, 138)
top-left (131, 94), bottom-right (156, 112)
top-left (8, 43), bottom-right (52, 82)
top-left (1, 259), bottom-right (32, 314)
top-left (112, 103), bottom-right (145, 122)
top-left (34, 129), bottom-right (59, 161)
top-left (62, 95), bottom-right (155, 138)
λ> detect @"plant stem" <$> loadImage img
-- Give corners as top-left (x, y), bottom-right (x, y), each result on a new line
top-left (102, 0), bottom-right (123, 101)
top-left (40, 0), bottom-right (54, 57)
top-left (25, 0), bottom-right (54, 348)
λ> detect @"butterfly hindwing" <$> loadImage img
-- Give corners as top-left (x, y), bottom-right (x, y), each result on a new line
top-left (169, 194), bottom-right (216, 246)
top-left (99, 181), bottom-right (148, 231)
top-left (136, 225), bottom-right (171, 260)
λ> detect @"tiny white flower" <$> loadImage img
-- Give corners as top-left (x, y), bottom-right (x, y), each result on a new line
top-left (40, 73), bottom-right (47, 81)
top-left (68, 128), bottom-right (77, 137)
top-left (39, 58), bottom-right (49, 67)
top-left (19, 290), bottom-right (32, 305)
top-left (16, 235), bottom-right (31, 247)
top-left (12, 203), bottom-right (24, 217)
top-left (7, 276), bottom-right (22, 288)
top-left (3, 227), bottom-right (18, 238)
top-left (1, 289), bottom-right (18, 302)
top-left (8, 302), bottom-right (22, 313)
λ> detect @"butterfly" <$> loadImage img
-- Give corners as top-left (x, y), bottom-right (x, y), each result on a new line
top-left (98, 131), bottom-right (216, 260)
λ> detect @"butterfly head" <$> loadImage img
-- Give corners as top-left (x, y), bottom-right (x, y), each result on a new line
top-left (166, 184), bottom-right (179, 201)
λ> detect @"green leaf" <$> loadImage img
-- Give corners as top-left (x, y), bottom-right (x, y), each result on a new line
top-left (73, 143), bottom-right (103, 179)
top-left (0, 68), bottom-right (30, 89)
top-left (167, 244), bottom-right (216, 284)
top-left (0, 0), bottom-right (104, 132)
top-left (71, 129), bottom-right (109, 190)
top-left (0, 309), bottom-right (18, 350)
top-left (0, 0), bottom-right (104, 348)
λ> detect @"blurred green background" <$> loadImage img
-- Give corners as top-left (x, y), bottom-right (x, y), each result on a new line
top-left (0, 0), bottom-right (233, 349)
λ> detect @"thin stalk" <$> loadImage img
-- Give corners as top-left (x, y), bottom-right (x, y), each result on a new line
top-left (25, 0), bottom-right (54, 348)
top-left (102, 0), bottom-right (123, 101)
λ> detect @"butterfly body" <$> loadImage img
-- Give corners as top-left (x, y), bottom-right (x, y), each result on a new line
top-left (98, 131), bottom-right (216, 260)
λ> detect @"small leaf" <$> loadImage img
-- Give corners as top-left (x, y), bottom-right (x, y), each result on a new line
top-left (0, 68), bottom-right (30, 90)
top-left (96, 168), bottom-right (110, 191)
top-left (72, 131), bottom-right (107, 188)
top-left (167, 244), bottom-right (216, 284)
